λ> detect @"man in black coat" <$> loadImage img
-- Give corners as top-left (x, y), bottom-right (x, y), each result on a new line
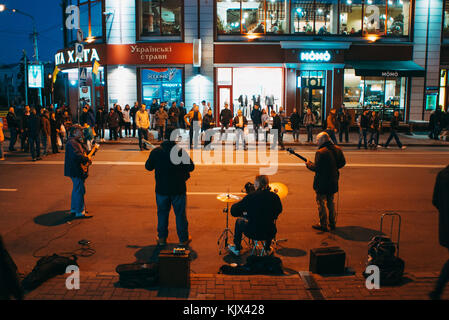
top-left (306, 132), bottom-right (346, 232)
top-left (130, 102), bottom-right (139, 137)
top-left (430, 165), bottom-right (449, 299)
top-left (290, 108), bottom-right (301, 142)
top-left (271, 110), bottom-right (285, 150)
top-left (6, 107), bottom-right (19, 151)
top-left (228, 175), bottom-right (283, 256)
top-left (64, 125), bottom-right (92, 219)
top-left (219, 103), bottom-right (233, 141)
top-left (28, 107), bottom-right (42, 161)
top-left (251, 104), bottom-right (262, 142)
top-left (145, 140), bottom-right (194, 246)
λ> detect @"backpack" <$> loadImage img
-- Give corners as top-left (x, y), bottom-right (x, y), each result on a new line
top-left (363, 236), bottom-right (404, 285)
top-left (21, 254), bottom-right (78, 291)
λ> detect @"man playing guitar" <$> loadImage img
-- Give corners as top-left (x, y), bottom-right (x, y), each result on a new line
top-left (64, 125), bottom-right (98, 219)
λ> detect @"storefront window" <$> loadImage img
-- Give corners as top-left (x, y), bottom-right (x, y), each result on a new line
top-left (344, 69), bottom-right (406, 121)
top-left (315, 0), bottom-right (339, 34)
top-left (363, 0), bottom-right (386, 34)
top-left (138, 0), bottom-right (183, 38)
top-left (79, 1), bottom-right (103, 40)
top-left (266, 0), bottom-right (288, 34)
top-left (440, 69), bottom-right (448, 111)
top-left (217, 0), bottom-right (242, 34)
top-left (387, 0), bottom-right (409, 36)
top-left (242, 0), bottom-right (265, 34)
top-left (291, 0), bottom-right (315, 34)
top-left (444, 0), bottom-right (449, 39)
top-left (339, 0), bottom-right (363, 35)
top-left (141, 68), bottom-right (183, 106)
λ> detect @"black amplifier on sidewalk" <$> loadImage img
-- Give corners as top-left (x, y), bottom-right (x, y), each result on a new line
top-left (309, 247), bottom-right (346, 275)
top-left (158, 249), bottom-right (190, 288)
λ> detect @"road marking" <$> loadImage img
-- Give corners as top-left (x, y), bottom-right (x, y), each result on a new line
top-left (0, 161), bottom-right (446, 169)
top-left (0, 189), bottom-right (18, 192)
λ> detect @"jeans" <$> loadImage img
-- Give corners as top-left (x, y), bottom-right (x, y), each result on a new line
top-left (9, 127), bottom-right (17, 151)
top-left (220, 124), bottom-right (229, 141)
top-left (233, 217), bottom-right (272, 251)
top-left (316, 193), bottom-right (336, 229)
top-left (307, 125), bottom-right (313, 142)
top-left (70, 177), bottom-right (85, 215)
top-left (339, 125), bottom-right (349, 143)
top-left (253, 124), bottom-right (260, 142)
top-left (189, 127), bottom-right (200, 148)
top-left (384, 129), bottom-right (402, 148)
top-left (109, 127), bottom-right (118, 140)
top-left (41, 135), bottom-right (50, 154)
top-left (155, 193), bottom-right (189, 242)
top-left (235, 128), bottom-right (246, 149)
top-left (21, 130), bottom-right (28, 151)
top-left (138, 128), bottom-right (149, 149)
top-left (29, 135), bottom-right (40, 159)
top-left (132, 120), bottom-right (137, 137)
top-left (369, 130), bottom-right (379, 146)
top-left (96, 124), bottom-right (105, 139)
top-left (292, 129), bottom-right (300, 141)
top-left (156, 125), bottom-right (165, 141)
top-left (358, 129), bottom-right (368, 149)
top-left (271, 129), bottom-right (284, 149)
top-left (150, 114), bottom-right (156, 129)
top-left (124, 122), bottom-right (131, 136)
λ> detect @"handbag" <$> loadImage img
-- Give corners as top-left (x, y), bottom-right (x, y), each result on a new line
top-left (56, 135), bottom-right (62, 147)
top-left (60, 124), bottom-right (66, 134)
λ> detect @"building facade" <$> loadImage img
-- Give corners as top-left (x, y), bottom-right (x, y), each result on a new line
top-left (55, 0), bottom-right (448, 124)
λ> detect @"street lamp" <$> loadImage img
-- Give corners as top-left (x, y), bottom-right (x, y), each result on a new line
top-left (0, 4), bottom-right (42, 106)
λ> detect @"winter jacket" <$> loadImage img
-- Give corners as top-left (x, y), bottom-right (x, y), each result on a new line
top-left (64, 137), bottom-right (88, 178)
top-left (40, 115), bottom-right (51, 136)
top-left (303, 113), bottom-right (316, 126)
top-left (136, 109), bottom-right (150, 129)
top-left (107, 111), bottom-right (120, 128)
top-left (28, 114), bottom-right (41, 138)
top-left (233, 115), bottom-right (248, 129)
top-left (231, 188), bottom-right (282, 241)
top-left (122, 109), bottom-right (131, 123)
top-left (307, 141), bottom-right (346, 195)
top-left (145, 140), bottom-right (195, 195)
top-left (220, 108), bottom-right (233, 126)
top-left (251, 108), bottom-right (262, 125)
top-left (184, 110), bottom-right (202, 128)
top-left (155, 109), bottom-right (169, 127)
top-left (433, 165), bottom-right (449, 249)
top-left (6, 112), bottom-right (19, 130)
top-left (290, 112), bottom-right (301, 130)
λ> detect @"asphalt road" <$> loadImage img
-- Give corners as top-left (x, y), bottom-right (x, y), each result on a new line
top-left (1, 143), bottom-right (448, 276)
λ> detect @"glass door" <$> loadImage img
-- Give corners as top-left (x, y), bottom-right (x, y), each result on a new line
top-left (217, 86), bottom-right (233, 124)
top-left (299, 71), bottom-right (326, 126)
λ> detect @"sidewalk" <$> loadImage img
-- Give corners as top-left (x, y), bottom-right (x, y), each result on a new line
top-left (97, 130), bottom-right (449, 148)
top-left (23, 271), bottom-right (447, 300)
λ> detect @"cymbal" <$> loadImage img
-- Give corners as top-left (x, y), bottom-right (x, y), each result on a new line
top-left (269, 182), bottom-right (288, 200)
top-left (216, 193), bottom-right (242, 203)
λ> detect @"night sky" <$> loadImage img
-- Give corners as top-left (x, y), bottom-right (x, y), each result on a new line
top-left (0, 0), bottom-right (63, 65)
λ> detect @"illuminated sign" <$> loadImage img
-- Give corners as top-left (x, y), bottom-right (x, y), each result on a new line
top-left (55, 48), bottom-right (100, 66)
top-left (28, 64), bottom-right (44, 88)
top-left (381, 71), bottom-right (399, 77)
top-left (300, 50), bottom-right (331, 62)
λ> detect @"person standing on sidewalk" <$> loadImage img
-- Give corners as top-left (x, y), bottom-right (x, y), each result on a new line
top-left (234, 109), bottom-right (248, 151)
top-left (28, 108), bottom-right (42, 162)
top-left (202, 109), bottom-right (215, 150)
top-left (290, 108), bottom-right (301, 143)
top-left (64, 125), bottom-right (93, 219)
top-left (261, 108), bottom-right (269, 142)
top-left (430, 165), bottom-right (449, 300)
top-left (251, 104), bottom-right (262, 143)
top-left (123, 104), bottom-right (132, 137)
top-left (155, 105), bottom-right (169, 142)
top-left (384, 111), bottom-right (406, 149)
top-left (337, 104), bottom-right (351, 143)
top-left (185, 104), bottom-right (202, 149)
top-left (167, 101), bottom-right (180, 140)
top-left (271, 110), bottom-right (285, 150)
top-left (368, 110), bottom-right (381, 149)
top-left (325, 109), bottom-right (339, 145)
top-left (107, 108), bottom-right (120, 141)
top-left (20, 105), bottom-right (31, 152)
top-left (178, 102), bottom-right (187, 130)
top-left (145, 140), bottom-right (194, 246)
top-left (303, 107), bottom-right (316, 143)
top-left (219, 103), bottom-right (233, 141)
top-left (40, 110), bottom-right (51, 156)
top-left (150, 99), bottom-right (159, 130)
top-left (50, 112), bottom-right (60, 154)
top-left (136, 104), bottom-right (150, 151)
top-left (357, 109), bottom-right (370, 149)
top-left (6, 107), bottom-right (19, 152)
top-left (306, 132), bottom-right (346, 232)
top-left (130, 102), bottom-right (139, 138)
top-left (95, 106), bottom-right (106, 142)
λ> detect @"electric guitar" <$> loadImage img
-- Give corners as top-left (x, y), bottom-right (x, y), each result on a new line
top-left (286, 148), bottom-right (308, 162)
top-left (81, 143), bottom-right (100, 177)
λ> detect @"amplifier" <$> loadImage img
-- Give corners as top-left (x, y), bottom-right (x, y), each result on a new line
top-left (158, 249), bottom-right (190, 288)
top-left (309, 246), bottom-right (346, 275)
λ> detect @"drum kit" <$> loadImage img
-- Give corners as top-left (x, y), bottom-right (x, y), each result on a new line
top-left (216, 182), bottom-right (288, 255)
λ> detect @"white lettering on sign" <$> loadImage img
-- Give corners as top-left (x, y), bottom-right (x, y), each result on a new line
top-left (55, 48), bottom-right (101, 66)
top-left (300, 50), bottom-right (331, 62)
top-left (381, 71), bottom-right (399, 77)
top-left (130, 45), bottom-right (173, 54)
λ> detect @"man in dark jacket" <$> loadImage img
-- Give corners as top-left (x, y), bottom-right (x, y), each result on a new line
top-left (145, 140), bottom-right (194, 246)
top-left (28, 107), bottom-right (41, 161)
top-left (178, 102), bottom-right (187, 130)
top-left (430, 165), bottom-right (449, 300)
top-left (40, 110), bottom-right (51, 156)
top-left (20, 105), bottom-right (31, 152)
top-left (6, 107), bottom-right (19, 152)
top-left (251, 104), bottom-right (262, 142)
top-left (95, 106), bottom-right (106, 142)
top-left (384, 111), bottom-right (406, 149)
top-left (64, 125), bottom-right (92, 219)
top-left (107, 108), bottom-right (120, 141)
top-left (219, 103), bottom-right (233, 141)
top-left (80, 104), bottom-right (95, 128)
top-left (337, 105), bottom-right (351, 143)
top-left (271, 110), bottom-right (285, 150)
top-left (166, 101), bottom-right (180, 139)
top-left (150, 99), bottom-right (159, 130)
top-left (357, 109), bottom-right (370, 149)
top-left (306, 132), bottom-right (346, 232)
top-left (130, 102), bottom-right (139, 137)
top-left (202, 109), bottom-right (215, 150)
top-left (228, 175), bottom-right (283, 256)
top-left (290, 108), bottom-right (301, 142)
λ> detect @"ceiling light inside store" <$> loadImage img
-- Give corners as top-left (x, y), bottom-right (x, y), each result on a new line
top-left (245, 34), bottom-right (261, 40)
top-left (366, 34), bottom-right (379, 42)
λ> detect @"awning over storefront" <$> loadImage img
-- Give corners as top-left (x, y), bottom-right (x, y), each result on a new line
top-left (346, 60), bottom-right (425, 77)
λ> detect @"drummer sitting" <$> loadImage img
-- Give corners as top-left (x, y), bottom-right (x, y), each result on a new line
top-left (228, 175), bottom-right (283, 256)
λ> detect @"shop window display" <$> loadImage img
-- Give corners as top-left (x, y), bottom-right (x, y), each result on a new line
top-left (291, 0), bottom-right (315, 33)
top-left (266, 0), bottom-right (288, 34)
top-left (315, 0), bottom-right (339, 34)
top-left (344, 69), bottom-right (406, 121)
top-left (339, 0), bottom-right (363, 35)
top-left (363, 0), bottom-right (386, 35)
top-left (444, 0), bottom-right (449, 39)
top-left (386, 0), bottom-right (409, 36)
top-left (141, 68), bottom-right (183, 106)
top-left (217, 0), bottom-right (243, 34)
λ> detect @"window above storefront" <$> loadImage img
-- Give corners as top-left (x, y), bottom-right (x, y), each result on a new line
top-left (65, 0), bottom-right (104, 46)
top-left (443, 0), bottom-right (449, 40)
top-left (216, 0), bottom-right (411, 38)
top-left (136, 0), bottom-right (183, 41)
